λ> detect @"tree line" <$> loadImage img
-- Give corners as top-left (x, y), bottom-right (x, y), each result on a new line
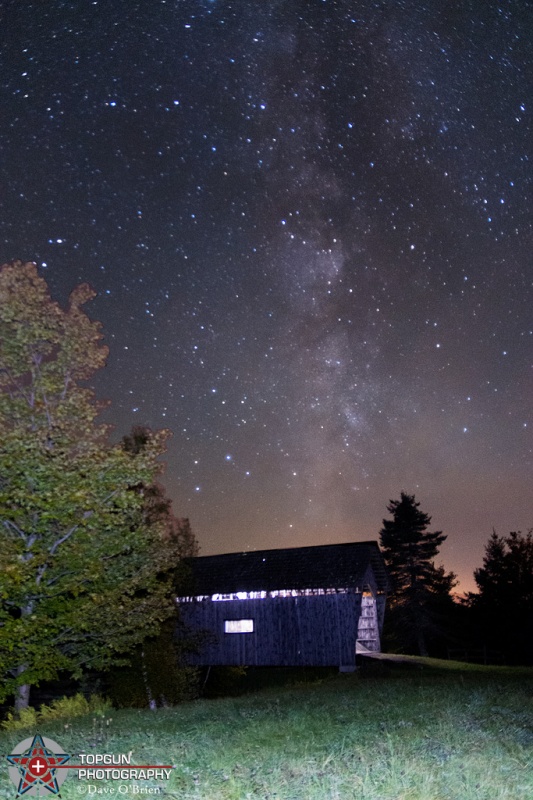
top-left (0, 262), bottom-right (531, 715)
top-left (379, 492), bottom-right (533, 665)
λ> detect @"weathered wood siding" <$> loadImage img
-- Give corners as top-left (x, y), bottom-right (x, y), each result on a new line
top-left (180, 593), bottom-right (362, 667)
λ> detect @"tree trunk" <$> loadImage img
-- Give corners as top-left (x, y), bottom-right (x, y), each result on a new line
top-left (141, 649), bottom-right (156, 710)
top-left (417, 629), bottom-right (428, 657)
top-left (14, 666), bottom-right (31, 712)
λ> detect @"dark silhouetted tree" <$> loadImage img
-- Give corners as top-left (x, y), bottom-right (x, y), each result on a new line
top-left (468, 530), bottom-right (533, 664)
top-left (379, 492), bottom-right (456, 656)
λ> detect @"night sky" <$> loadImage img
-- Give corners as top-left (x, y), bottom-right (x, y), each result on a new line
top-left (2, 1), bottom-right (532, 592)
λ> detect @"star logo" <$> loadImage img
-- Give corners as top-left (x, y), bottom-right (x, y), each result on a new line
top-left (7, 735), bottom-right (70, 797)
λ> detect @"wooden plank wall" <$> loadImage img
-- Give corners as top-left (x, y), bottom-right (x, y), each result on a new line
top-left (180, 593), bottom-right (362, 667)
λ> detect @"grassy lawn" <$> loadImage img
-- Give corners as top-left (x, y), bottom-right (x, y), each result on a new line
top-left (1, 660), bottom-right (532, 800)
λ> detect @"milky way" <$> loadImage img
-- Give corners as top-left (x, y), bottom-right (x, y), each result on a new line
top-left (2, 1), bottom-right (532, 589)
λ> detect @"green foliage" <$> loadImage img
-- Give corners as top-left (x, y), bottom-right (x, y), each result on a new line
top-left (2, 693), bottom-right (111, 730)
top-left (108, 620), bottom-right (200, 707)
top-left (379, 492), bottom-right (457, 656)
top-left (0, 261), bottom-right (193, 708)
top-left (0, 705), bottom-right (38, 732)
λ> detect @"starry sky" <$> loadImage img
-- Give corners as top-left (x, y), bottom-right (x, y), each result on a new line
top-left (2, 0), bottom-right (532, 592)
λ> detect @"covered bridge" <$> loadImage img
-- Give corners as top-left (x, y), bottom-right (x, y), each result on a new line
top-left (178, 541), bottom-right (389, 670)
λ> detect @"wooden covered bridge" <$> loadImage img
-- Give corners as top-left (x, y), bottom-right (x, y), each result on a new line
top-left (178, 541), bottom-right (389, 671)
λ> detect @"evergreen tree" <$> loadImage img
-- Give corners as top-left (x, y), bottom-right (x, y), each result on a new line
top-left (468, 530), bottom-right (533, 664)
top-left (379, 492), bottom-right (456, 656)
top-left (0, 261), bottom-right (187, 709)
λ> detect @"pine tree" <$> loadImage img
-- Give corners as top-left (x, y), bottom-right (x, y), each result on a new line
top-left (469, 530), bottom-right (533, 664)
top-left (379, 492), bottom-right (456, 656)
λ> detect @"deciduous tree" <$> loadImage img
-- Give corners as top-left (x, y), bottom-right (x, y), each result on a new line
top-left (0, 261), bottom-right (186, 709)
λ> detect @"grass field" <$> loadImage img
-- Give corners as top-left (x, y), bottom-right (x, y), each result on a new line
top-left (1, 659), bottom-right (532, 800)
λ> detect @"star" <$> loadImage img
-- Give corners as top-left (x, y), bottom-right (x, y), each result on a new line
top-left (0, 0), bottom-right (531, 593)
top-left (7, 735), bottom-right (70, 796)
